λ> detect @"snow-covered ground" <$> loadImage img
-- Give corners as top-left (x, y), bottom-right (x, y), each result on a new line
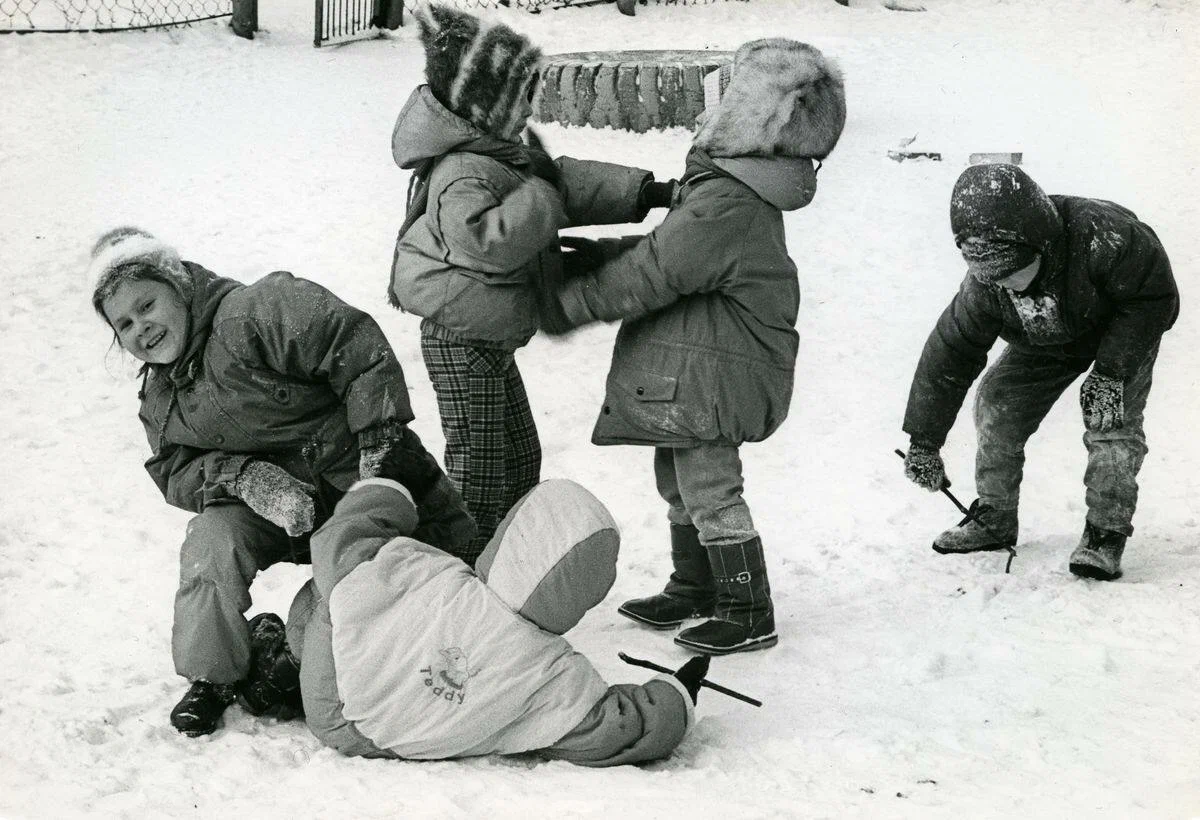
top-left (2, 0), bottom-right (1198, 816)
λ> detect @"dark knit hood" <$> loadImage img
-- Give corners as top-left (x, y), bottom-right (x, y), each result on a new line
top-left (950, 163), bottom-right (1063, 252)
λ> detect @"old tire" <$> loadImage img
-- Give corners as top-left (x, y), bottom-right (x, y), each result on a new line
top-left (536, 50), bottom-right (733, 132)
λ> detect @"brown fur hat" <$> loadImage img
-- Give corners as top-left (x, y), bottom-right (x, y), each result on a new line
top-left (694, 38), bottom-right (846, 160)
top-left (416, 4), bottom-right (543, 139)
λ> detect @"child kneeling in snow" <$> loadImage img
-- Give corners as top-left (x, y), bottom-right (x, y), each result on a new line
top-left (260, 477), bottom-right (707, 766)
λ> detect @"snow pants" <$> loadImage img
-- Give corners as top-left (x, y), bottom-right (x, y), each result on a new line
top-left (421, 334), bottom-right (541, 565)
top-left (539, 678), bottom-right (691, 767)
top-left (974, 343), bottom-right (1159, 536)
top-left (173, 494), bottom-right (336, 684)
top-left (655, 444), bottom-right (757, 547)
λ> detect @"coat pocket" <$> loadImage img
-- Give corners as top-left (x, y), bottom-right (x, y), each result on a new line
top-left (624, 371), bottom-right (677, 402)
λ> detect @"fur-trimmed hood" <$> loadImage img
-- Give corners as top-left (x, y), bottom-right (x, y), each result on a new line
top-left (694, 38), bottom-right (845, 160)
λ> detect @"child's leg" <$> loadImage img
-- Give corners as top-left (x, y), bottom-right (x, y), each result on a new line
top-left (973, 345), bottom-right (1086, 512)
top-left (420, 336), bottom-right (513, 564)
top-left (500, 356), bottom-right (541, 514)
top-left (617, 448), bottom-right (716, 629)
top-left (173, 502), bottom-right (296, 683)
top-left (670, 444), bottom-right (777, 654)
top-left (1082, 344), bottom-right (1158, 537)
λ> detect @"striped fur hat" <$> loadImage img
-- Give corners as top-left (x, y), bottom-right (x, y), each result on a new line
top-left (416, 4), bottom-right (543, 140)
top-left (694, 38), bottom-right (846, 160)
top-left (88, 226), bottom-right (191, 312)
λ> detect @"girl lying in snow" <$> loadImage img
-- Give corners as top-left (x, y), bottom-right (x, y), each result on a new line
top-left (254, 477), bottom-right (709, 767)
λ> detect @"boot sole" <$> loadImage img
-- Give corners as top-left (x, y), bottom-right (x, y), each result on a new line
top-left (932, 540), bottom-right (1016, 555)
top-left (616, 605), bottom-right (684, 630)
top-left (1069, 561), bottom-right (1122, 581)
top-left (673, 633), bottom-right (779, 655)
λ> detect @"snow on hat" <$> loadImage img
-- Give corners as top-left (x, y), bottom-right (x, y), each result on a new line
top-left (950, 164), bottom-right (1061, 284)
top-left (416, 4), bottom-right (543, 139)
top-left (694, 38), bottom-right (846, 159)
top-left (950, 163), bottom-right (1062, 251)
top-left (88, 226), bottom-right (191, 311)
top-left (475, 479), bottom-right (619, 635)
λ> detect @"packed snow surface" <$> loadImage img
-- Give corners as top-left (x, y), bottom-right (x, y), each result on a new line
top-left (1, 0), bottom-right (1197, 817)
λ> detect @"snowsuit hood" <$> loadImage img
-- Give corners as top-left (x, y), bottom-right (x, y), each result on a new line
top-left (154, 262), bottom-right (241, 388)
top-left (391, 85), bottom-right (533, 172)
top-left (702, 149), bottom-right (818, 211)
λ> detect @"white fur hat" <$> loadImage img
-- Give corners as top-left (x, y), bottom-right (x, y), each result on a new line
top-left (88, 226), bottom-right (191, 310)
top-left (694, 38), bottom-right (846, 160)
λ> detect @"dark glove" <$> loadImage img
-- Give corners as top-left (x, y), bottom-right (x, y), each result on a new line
top-left (1080, 371), bottom-right (1124, 433)
top-left (673, 655), bottom-right (711, 705)
top-left (234, 460), bottom-right (316, 536)
top-left (903, 442), bottom-right (947, 492)
top-left (559, 235), bottom-right (606, 278)
top-left (638, 178), bottom-right (678, 211)
top-left (358, 421), bottom-right (442, 499)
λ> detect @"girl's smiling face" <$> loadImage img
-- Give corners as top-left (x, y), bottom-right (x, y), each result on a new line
top-left (102, 278), bottom-right (189, 365)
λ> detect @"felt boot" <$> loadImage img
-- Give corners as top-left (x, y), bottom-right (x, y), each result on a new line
top-left (675, 537), bottom-right (777, 655)
top-left (618, 524), bottom-right (715, 629)
top-left (1069, 522), bottom-right (1127, 581)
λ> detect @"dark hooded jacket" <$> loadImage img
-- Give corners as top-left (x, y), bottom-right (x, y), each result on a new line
top-left (138, 263), bottom-right (415, 513)
top-left (904, 168), bottom-right (1179, 448)
top-left (388, 86), bottom-right (654, 350)
top-left (553, 148), bottom-right (817, 447)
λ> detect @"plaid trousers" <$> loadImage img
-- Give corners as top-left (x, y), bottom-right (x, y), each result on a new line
top-left (421, 336), bottom-right (541, 561)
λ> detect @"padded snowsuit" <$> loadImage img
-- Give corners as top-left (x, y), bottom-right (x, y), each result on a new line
top-left (288, 478), bottom-right (693, 766)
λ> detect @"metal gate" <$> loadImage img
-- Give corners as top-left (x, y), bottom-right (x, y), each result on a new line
top-left (314, 0), bottom-right (400, 47)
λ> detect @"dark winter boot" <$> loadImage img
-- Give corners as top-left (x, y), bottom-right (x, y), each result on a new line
top-left (1069, 522), bottom-right (1127, 581)
top-left (673, 655), bottom-right (711, 704)
top-left (674, 537), bottom-right (777, 655)
top-left (170, 679), bottom-right (237, 737)
top-left (932, 500), bottom-right (1018, 554)
top-left (618, 524), bottom-right (716, 629)
top-left (238, 613), bottom-right (304, 719)
top-left (616, 0), bottom-right (637, 15)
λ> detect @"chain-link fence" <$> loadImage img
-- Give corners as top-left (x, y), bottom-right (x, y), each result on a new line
top-left (0, 0), bottom-right (232, 32)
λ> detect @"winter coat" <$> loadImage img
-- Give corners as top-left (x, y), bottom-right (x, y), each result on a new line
top-left (904, 196), bottom-right (1179, 448)
top-left (139, 263), bottom-right (415, 513)
top-left (554, 149), bottom-right (815, 447)
top-left (388, 85), bottom-right (654, 350)
top-left (289, 478), bottom-right (692, 761)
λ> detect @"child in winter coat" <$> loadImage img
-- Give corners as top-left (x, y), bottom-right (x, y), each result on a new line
top-left (901, 163), bottom-right (1179, 581)
top-left (255, 477), bottom-right (708, 767)
top-left (89, 227), bottom-right (475, 738)
top-left (388, 4), bottom-right (675, 565)
top-left (536, 39), bottom-right (847, 655)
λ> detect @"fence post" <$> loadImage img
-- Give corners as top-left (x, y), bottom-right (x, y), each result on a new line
top-left (231, 0), bottom-right (257, 38)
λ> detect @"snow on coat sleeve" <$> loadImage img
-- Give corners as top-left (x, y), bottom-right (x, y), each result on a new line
top-left (903, 276), bottom-right (1004, 448)
top-left (555, 193), bottom-right (746, 327)
top-left (556, 156), bottom-right (652, 228)
top-left (1088, 219), bottom-right (1179, 381)
top-left (433, 166), bottom-right (568, 274)
top-left (212, 272), bottom-right (414, 436)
